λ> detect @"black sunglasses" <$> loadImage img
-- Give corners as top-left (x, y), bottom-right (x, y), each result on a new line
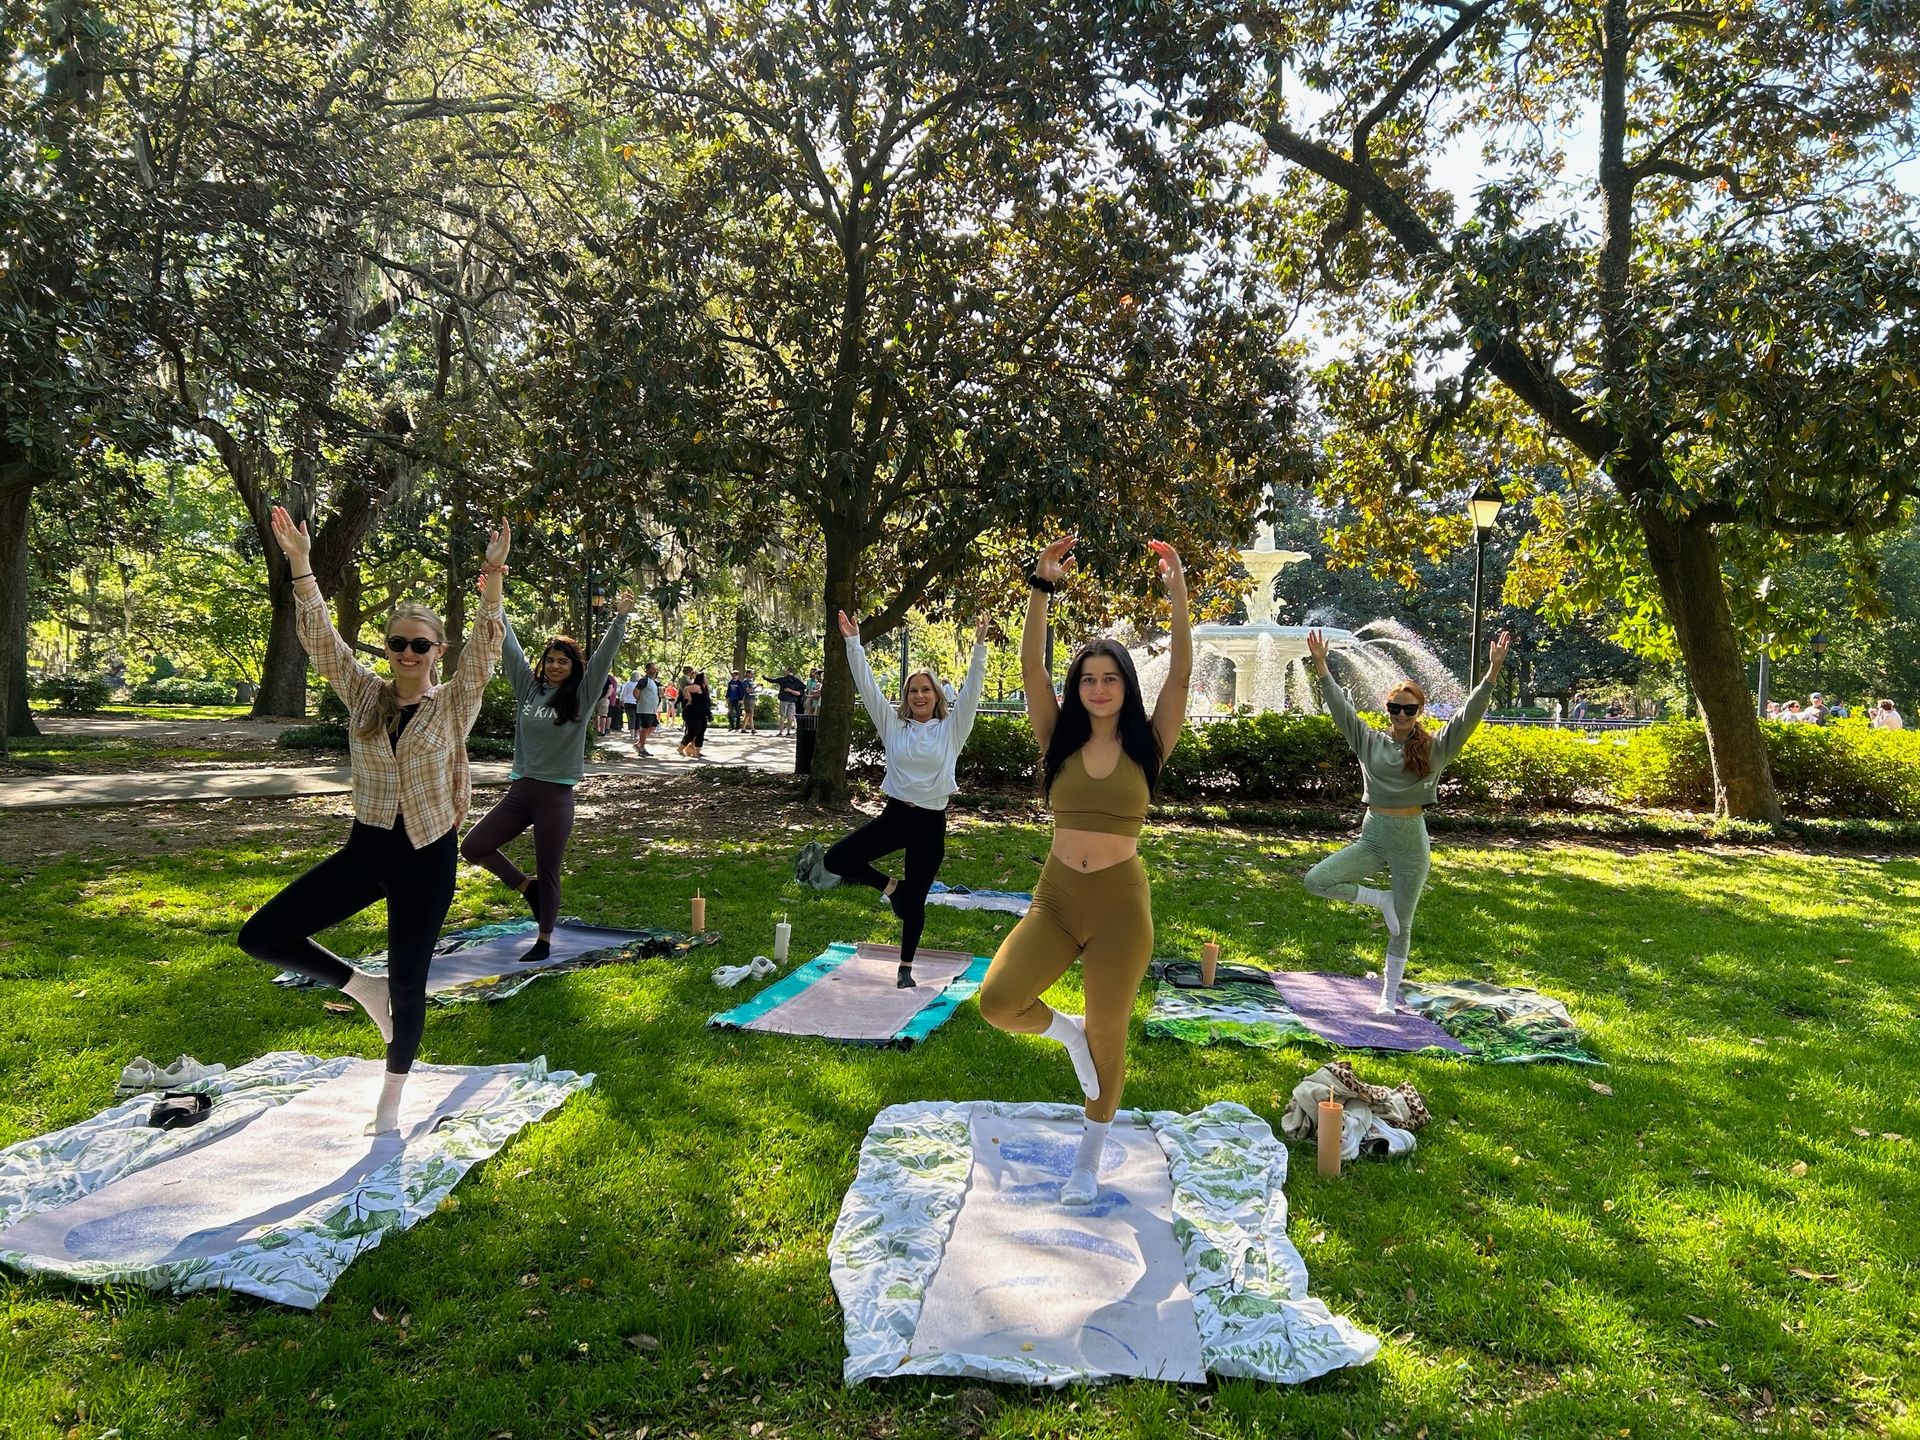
top-left (386, 635), bottom-right (440, 654)
top-left (1385, 700), bottom-right (1423, 716)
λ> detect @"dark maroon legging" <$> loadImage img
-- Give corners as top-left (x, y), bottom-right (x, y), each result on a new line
top-left (460, 777), bottom-right (577, 932)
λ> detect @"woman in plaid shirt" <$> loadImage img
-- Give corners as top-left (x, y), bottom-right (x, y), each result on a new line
top-left (238, 506), bottom-right (510, 1135)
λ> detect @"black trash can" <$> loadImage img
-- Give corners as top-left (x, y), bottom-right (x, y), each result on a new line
top-left (794, 713), bottom-right (818, 776)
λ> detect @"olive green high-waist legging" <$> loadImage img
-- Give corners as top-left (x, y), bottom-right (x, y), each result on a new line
top-left (1303, 810), bottom-right (1430, 959)
top-left (977, 854), bottom-right (1154, 1123)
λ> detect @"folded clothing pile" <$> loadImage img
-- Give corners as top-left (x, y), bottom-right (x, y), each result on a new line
top-left (1280, 1061), bottom-right (1430, 1160)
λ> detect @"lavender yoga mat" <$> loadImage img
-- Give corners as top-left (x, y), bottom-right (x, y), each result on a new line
top-left (743, 944), bottom-right (977, 1041)
top-left (1271, 971), bottom-right (1469, 1054)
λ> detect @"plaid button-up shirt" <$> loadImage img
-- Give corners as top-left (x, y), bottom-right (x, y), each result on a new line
top-left (296, 584), bottom-right (505, 848)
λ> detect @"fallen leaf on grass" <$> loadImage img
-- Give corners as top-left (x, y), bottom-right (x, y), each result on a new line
top-left (1852, 1127), bottom-right (1872, 1137)
top-left (627, 1334), bottom-right (660, 1351)
top-left (1882, 1133), bottom-right (1905, 1142)
top-left (1789, 1268), bottom-right (1840, 1282)
top-left (322, 1002), bottom-right (355, 1015)
top-left (1686, 1314), bottom-right (1719, 1328)
top-left (1588, 1081), bottom-right (1614, 1096)
top-left (1789, 1160), bottom-right (1809, 1177)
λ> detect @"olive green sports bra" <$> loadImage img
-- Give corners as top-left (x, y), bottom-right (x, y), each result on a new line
top-left (1049, 748), bottom-right (1150, 837)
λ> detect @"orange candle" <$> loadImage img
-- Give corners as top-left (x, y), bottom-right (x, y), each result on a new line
top-left (1200, 941), bottom-right (1220, 987)
top-left (691, 890), bottom-right (706, 933)
top-left (1317, 1098), bottom-right (1344, 1177)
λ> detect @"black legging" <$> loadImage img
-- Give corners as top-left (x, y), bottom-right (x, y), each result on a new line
top-left (237, 820), bottom-right (457, 1073)
top-left (684, 698), bottom-right (711, 747)
top-left (824, 798), bottom-right (948, 966)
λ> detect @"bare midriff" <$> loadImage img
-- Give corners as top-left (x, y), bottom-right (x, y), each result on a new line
top-left (1049, 827), bottom-right (1141, 873)
top-left (1368, 804), bottom-right (1424, 817)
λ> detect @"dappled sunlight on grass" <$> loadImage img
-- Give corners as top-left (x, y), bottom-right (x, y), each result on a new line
top-left (1, 814), bottom-right (1917, 1436)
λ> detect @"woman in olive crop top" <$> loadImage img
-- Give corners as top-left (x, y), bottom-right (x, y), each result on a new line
top-left (1303, 626), bottom-right (1510, 1016)
top-left (977, 533), bottom-right (1190, 1206)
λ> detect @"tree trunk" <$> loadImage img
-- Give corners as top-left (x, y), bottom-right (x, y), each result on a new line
top-left (253, 581), bottom-right (309, 717)
top-left (802, 516), bottom-right (860, 807)
top-left (731, 602), bottom-right (750, 673)
top-left (1636, 506), bottom-right (1782, 822)
top-left (0, 471), bottom-right (39, 740)
top-left (443, 525), bottom-right (468, 677)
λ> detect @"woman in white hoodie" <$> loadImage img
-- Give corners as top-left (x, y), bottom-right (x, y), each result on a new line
top-left (802, 610), bottom-right (988, 988)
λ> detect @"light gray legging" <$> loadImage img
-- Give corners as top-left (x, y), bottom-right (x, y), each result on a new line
top-left (1303, 811), bottom-right (1430, 959)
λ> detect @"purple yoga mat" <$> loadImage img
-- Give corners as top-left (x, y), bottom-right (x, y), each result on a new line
top-left (1271, 971), bottom-right (1469, 1053)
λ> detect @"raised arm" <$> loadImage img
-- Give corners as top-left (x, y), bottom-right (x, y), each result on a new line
top-left (948, 618), bottom-right (991, 747)
top-left (501, 624), bottom-right (535, 697)
top-left (1306, 628), bottom-right (1371, 757)
top-left (1022, 534), bottom-right (1075, 750)
top-left (272, 505), bottom-right (376, 712)
top-left (439, 520), bottom-right (512, 718)
top-left (839, 610), bottom-right (901, 748)
top-left (1147, 540), bottom-right (1191, 760)
top-left (580, 592), bottom-right (633, 708)
top-left (1431, 631), bottom-right (1510, 768)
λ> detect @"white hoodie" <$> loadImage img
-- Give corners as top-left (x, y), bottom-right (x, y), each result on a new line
top-left (845, 635), bottom-right (988, 810)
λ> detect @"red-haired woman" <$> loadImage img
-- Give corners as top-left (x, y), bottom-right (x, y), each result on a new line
top-left (1303, 628), bottom-right (1510, 1016)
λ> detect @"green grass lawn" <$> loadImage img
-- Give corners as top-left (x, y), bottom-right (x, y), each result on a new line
top-left (2, 734), bottom-right (244, 771)
top-left (2, 798), bottom-right (1917, 1438)
top-left (61, 704), bottom-right (261, 722)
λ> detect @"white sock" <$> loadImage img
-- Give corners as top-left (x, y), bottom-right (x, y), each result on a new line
top-left (366, 1070), bottom-right (408, 1135)
top-left (340, 969), bottom-right (394, 1044)
top-left (1061, 1118), bottom-right (1111, 1205)
top-left (1042, 1010), bottom-right (1101, 1100)
top-left (1357, 885), bottom-right (1402, 938)
top-left (1376, 950), bottom-right (1409, 1015)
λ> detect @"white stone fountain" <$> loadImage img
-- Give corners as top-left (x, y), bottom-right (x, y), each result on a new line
top-left (1188, 521), bottom-right (1342, 711)
top-left (1155, 520), bottom-right (1465, 716)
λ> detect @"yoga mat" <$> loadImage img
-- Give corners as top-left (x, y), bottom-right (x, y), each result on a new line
top-left (908, 1112), bottom-right (1207, 1382)
top-left (926, 883), bottom-right (1033, 916)
top-left (831, 1099), bottom-right (1379, 1387)
top-left (1272, 971), bottom-right (1468, 1054)
top-left (710, 942), bottom-right (988, 1047)
top-left (0, 1052), bottom-right (591, 1308)
top-left (277, 920), bottom-right (716, 1004)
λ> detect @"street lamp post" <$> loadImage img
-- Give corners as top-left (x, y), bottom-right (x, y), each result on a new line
top-left (1466, 482), bottom-right (1505, 685)
top-left (1811, 632), bottom-right (1829, 692)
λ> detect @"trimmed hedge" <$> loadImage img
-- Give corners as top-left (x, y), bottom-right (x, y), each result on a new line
top-left (316, 677), bottom-right (519, 739)
top-left (859, 710), bottom-right (1920, 822)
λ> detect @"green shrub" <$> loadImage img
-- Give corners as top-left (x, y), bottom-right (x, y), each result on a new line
top-left (316, 685), bottom-right (350, 723)
top-left (1448, 725), bottom-right (1622, 810)
top-left (131, 677), bottom-right (236, 705)
top-left (278, 723), bottom-right (349, 751)
top-left (958, 715), bottom-right (1040, 789)
top-left (475, 678), bottom-right (519, 738)
top-left (755, 694), bottom-right (778, 727)
top-left (1612, 722), bottom-right (1714, 810)
top-left (36, 673), bottom-right (113, 711)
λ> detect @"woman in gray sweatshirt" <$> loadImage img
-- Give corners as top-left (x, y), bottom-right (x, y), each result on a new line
top-left (461, 590), bottom-right (633, 963)
top-left (1303, 627), bottom-right (1509, 1015)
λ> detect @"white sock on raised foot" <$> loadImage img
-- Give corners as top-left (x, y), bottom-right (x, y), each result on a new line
top-left (1042, 1010), bottom-right (1101, 1100)
top-left (340, 969), bottom-right (395, 1044)
top-left (1061, 1118), bottom-right (1111, 1205)
top-left (1356, 885), bottom-right (1402, 938)
top-left (366, 1070), bottom-right (408, 1136)
top-left (1375, 950), bottom-right (1409, 1016)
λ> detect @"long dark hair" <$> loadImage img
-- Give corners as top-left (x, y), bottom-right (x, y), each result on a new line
top-left (535, 636), bottom-right (587, 725)
top-left (1042, 639), bottom-right (1162, 798)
